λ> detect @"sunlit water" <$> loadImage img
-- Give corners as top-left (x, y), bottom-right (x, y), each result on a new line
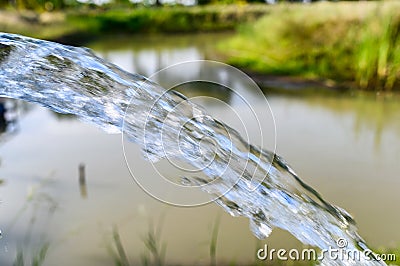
top-left (0, 33), bottom-right (398, 265)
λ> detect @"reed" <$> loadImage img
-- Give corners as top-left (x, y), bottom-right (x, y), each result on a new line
top-left (356, 11), bottom-right (400, 91)
top-left (220, 1), bottom-right (400, 91)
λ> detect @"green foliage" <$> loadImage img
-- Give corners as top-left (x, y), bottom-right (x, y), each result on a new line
top-left (140, 221), bottom-right (166, 266)
top-left (0, 0), bottom-right (9, 8)
top-left (197, 0), bottom-right (212, 6)
top-left (67, 5), bottom-right (269, 34)
top-left (220, 1), bottom-right (400, 91)
top-left (9, 0), bottom-right (66, 11)
top-left (0, 4), bottom-right (269, 42)
top-left (356, 11), bottom-right (400, 91)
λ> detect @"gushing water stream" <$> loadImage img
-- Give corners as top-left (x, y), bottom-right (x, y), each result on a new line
top-left (0, 33), bottom-right (385, 265)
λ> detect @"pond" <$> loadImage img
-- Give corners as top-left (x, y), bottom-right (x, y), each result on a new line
top-left (0, 33), bottom-right (399, 265)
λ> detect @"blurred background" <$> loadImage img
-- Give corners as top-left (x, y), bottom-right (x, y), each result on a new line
top-left (0, 0), bottom-right (400, 265)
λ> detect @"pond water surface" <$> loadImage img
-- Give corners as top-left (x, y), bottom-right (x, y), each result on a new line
top-left (0, 33), bottom-right (399, 265)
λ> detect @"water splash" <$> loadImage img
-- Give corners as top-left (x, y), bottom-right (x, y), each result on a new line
top-left (0, 33), bottom-right (385, 265)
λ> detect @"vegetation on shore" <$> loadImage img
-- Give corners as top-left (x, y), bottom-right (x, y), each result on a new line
top-left (1, 1), bottom-right (399, 92)
top-left (69, 4), bottom-right (269, 34)
top-left (219, 1), bottom-right (400, 92)
top-left (0, 4), bottom-right (270, 42)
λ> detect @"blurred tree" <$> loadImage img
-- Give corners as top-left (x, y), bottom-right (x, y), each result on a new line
top-left (113, 0), bottom-right (131, 4)
top-left (16, 0), bottom-right (40, 10)
top-left (42, 0), bottom-right (66, 10)
top-left (197, 0), bottom-right (211, 5)
top-left (13, 0), bottom-right (67, 10)
top-left (0, 0), bottom-right (10, 8)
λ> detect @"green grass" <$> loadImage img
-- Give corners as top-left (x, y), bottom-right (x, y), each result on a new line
top-left (108, 227), bottom-right (131, 266)
top-left (219, 1), bottom-right (400, 92)
top-left (13, 244), bottom-right (50, 266)
top-left (356, 10), bottom-right (400, 91)
top-left (66, 4), bottom-right (269, 34)
top-left (140, 225), bottom-right (166, 266)
top-left (0, 4), bottom-right (270, 42)
top-left (209, 214), bottom-right (221, 266)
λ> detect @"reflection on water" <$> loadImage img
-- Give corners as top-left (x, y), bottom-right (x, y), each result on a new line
top-left (303, 96), bottom-right (400, 151)
top-left (0, 100), bottom-right (7, 133)
top-left (0, 98), bottom-right (21, 140)
top-left (78, 163), bottom-right (88, 199)
top-left (0, 34), bottom-right (399, 265)
top-left (173, 81), bottom-right (232, 104)
top-left (0, 98), bottom-right (23, 188)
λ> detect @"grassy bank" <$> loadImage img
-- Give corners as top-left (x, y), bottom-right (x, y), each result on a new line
top-left (0, 4), bottom-right (270, 43)
top-left (2, 2), bottom-right (400, 92)
top-left (219, 1), bottom-right (400, 92)
top-left (70, 4), bottom-right (269, 34)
